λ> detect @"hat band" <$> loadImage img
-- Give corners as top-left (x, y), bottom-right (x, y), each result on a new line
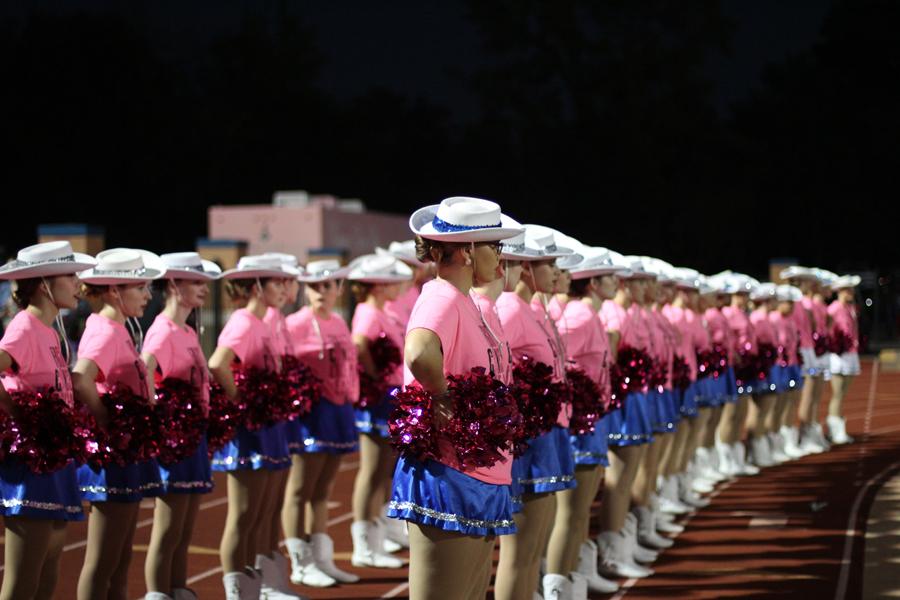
top-left (540, 243), bottom-right (558, 254)
top-left (12, 253), bottom-right (77, 267)
top-left (502, 242), bottom-right (528, 254)
top-left (432, 216), bottom-right (501, 233)
top-left (173, 264), bottom-right (206, 273)
top-left (93, 266), bottom-right (148, 277)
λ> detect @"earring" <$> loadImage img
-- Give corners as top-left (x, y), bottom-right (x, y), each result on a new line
top-left (466, 257), bottom-right (472, 266)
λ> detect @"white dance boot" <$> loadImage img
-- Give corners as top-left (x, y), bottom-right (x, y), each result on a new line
top-left (256, 553), bottom-right (308, 599)
top-left (575, 540), bottom-right (619, 593)
top-left (311, 532), bottom-right (360, 583)
top-left (351, 520), bottom-right (404, 568)
top-left (284, 537), bottom-right (336, 587)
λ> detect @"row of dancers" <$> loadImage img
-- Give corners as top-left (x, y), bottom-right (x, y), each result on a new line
top-left (0, 195), bottom-right (861, 599)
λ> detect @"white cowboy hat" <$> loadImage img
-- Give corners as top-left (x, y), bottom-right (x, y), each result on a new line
top-left (813, 268), bottom-right (839, 286)
top-left (0, 241), bottom-right (96, 280)
top-left (375, 240), bottom-right (425, 267)
top-left (621, 255), bottom-right (656, 279)
top-left (160, 252), bottom-right (222, 281)
top-left (261, 252), bottom-right (302, 277)
top-left (775, 284), bottom-right (803, 302)
top-left (751, 282), bottom-right (778, 301)
top-left (639, 256), bottom-right (675, 283)
top-left (221, 254), bottom-right (295, 280)
top-left (569, 247), bottom-right (628, 280)
top-left (79, 248), bottom-right (166, 285)
top-left (605, 250), bottom-right (635, 279)
top-left (500, 230), bottom-right (544, 260)
top-left (697, 274), bottom-right (717, 296)
top-left (409, 196), bottom-right (524, 242)
top-left (831, 274), bottom-right (861, 290)
top-left (669, 267), bottom-right (702, 290)
top-left (297, 259), bottom-right (351, 283)
top-left (522, 224), bottom-right (575, 260)
top-left (348, 254), bottom-right (414, 284)
top-left (779, 265), bottom-right (816, 281)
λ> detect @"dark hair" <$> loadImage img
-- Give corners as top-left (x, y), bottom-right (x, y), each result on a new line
top-left (415, 235), bottom-right (463, 266)
top-left (350, 281), bottom-right (374, 304)
top-left (12, 278), bottom-right (42, 309)
top-left (81, 283), bottom-right (110, 299)
top-left (151, 278), bottom-right (170, 295)
top-left (224, 277), bottom-right (271, 301)
top-left (568, 277), bottom-right (592, 299)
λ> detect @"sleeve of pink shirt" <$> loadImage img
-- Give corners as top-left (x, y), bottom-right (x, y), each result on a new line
top-left (0, 315), bottom-right (33, 373)
top-left (142, 323), bottom-right (173, 376)
top-left (351, 305), bottom-right (383, 340)
top-left (77, 324), bottom-right (116, 382)
top-left (600, 301), bottom-right (623, 332)
top-left (217, 312), bottom-right (254, 364)
top-left (407, 293), bottom-right (460, 367)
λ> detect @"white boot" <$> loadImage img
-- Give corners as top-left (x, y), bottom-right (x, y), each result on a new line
top-left (658, 475), bottom-right (691, 515)
top-left (655, 506), bottom-right (685, 534)
top-left (732, 441), bottom-right (760, 475)
top-left (172, 590), bottom-right (198, 600)
top-left (285, 537), bottom-right (336, 587)
top-left (144, 593), bottom-right (173, 600)
top-left (542, 573), bottom-right (572, 600)
top-left (596, 530), bottom-right (653, 579)
top-left (222, 572), bottom-right (251, 600)
top-left (351, 520), bottom-right (404, 568)
top-left (799, 424), bottom-right (826, 454)
top-left (381, 505), bottom-right (410, 551)
top-left (310, 532), bottom-right (360, 583)
top-left (569, 572), bottom-right (588, 600)
top-left (623, 514), bottom-right (658, 563)
top-left (695, 446), bottom-right (726, 484)
top-left (575, 540), bottom-right (619, 593)
top-left (827, 415), bottom-right (853, 445)
top-left (812, 422), bottom-right (832, 450)
top-left (677, 472), bottom-right (710, 509)
top-left (750, 435), bottom-right (774, 468)
top-left (633, 506), bottom-right (674, 549)
top-left (781, 425), bottom-right (805, 458)
top-left (272, 553), bottom-right (294, 594)
top-left (768, 432), bottom-right (789, 463)
top-left (715, 438), bottom-right (738, 477)
top-left (256, 553), bottom-right (308, 599)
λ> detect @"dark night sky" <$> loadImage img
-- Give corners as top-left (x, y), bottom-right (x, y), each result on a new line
top-left (1, 0), bottom-right (896, 282)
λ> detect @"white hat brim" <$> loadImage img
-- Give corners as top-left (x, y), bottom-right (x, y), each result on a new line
top-left (570, 266), bottom-right (626, 280)
top-left (0, 252), bottom-right (96, 280)
top-left (79, 250), bottom-right (167, 284)
top-left (410, 205), bottom-right (524, 242)
top-left (165, 259), bottom-right (222, 281)
top-left (221, 267), bottom-right (292, 280)
top-left (348, 274), bottom-right (413, 284)
top-left (375, 245), bottom-right (425, 267)
top-left (297, 267), bottom-right (351, 283)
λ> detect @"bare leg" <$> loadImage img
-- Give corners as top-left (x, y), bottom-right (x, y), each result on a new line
top-left (171, 495), bottom-right (200, 589)
top-left (308, 455), bottom-right (342, 534)
top-left (107, 505), bottom-right (140, 600)
top-left (494, 492), bottom-right (556, 600)
top-left (598, 444), bottom-right (642, 533)
top-left (33, 519), bottom-right (67, 600)
top-left (77, 501), bottom-right (141, 600)
top-left (829, 375), bottom-right (854, 417)
top-left (352, 434), bottom-right (396, 521)
top-left (633, 437), bottom-right (662, 506)
top-left (1, 516), bottom-right (59, 600)
top-left (546, 465), bottom-right (600, 574)
top-left (407, 523), bottom-right (495, 600)
top-left (219, 469), bottom-right (267, 573)
top-left (145, 494), bottom-right (191, 594)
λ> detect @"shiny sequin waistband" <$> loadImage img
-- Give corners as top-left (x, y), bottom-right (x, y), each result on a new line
top-left (389, 500), bottom-right (515, 530)
top-left (2, 497), bottom-right (84, 513)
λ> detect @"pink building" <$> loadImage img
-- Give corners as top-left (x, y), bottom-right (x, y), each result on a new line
top-left (207, 192), bottom-right (410, 263)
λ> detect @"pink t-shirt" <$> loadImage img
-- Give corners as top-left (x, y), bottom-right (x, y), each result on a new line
top-left (78, 313), bottom-right (149, 399)
top-left (600, 300), bottom-right (640, 348)
top-left (540, 295), bottom-right (566, 322)
top-left (385, 285), bottom-right (420, 328)
top-left (405, 279), bottom-right (511, 485)
top-left (498, 291), bottom-right (569, 427)
top-left (704, 307), bottom-right (735, 361)
top-left (796, 296), bottom-right (823, 349)
top-left (0, 310), bottom-right (74, 406)
top-left (352, 302), bottom-right (406, 386)
top-left (649, 307), bottom-right (677, 389)
top-left (722, 305), bottom-right (757, 355)
top-left (750, 308), bottom-right (777, 347)
top-left (286, 307), bottom-right (358, 405)
top-left (218, 309), bottom-right (280, 373)
top-left (263, 307), bottom-right (293, 358)
top-left (557, 300), bottom-right (610, 389)
top-left (143, 313), bottom-right (211, 410)
top-left (769, 310), bottom-right (799, 365)
top-left (812, 297), bottom-right (829, 332)
top-left (470, 291), bottom-right (513, 385)
top-left (828, 301), bottom-right (859, 352)
top-left (662, 304), bottom-right (700, 380)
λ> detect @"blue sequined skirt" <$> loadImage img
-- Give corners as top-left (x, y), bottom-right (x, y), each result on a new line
top-left (388, 454), bottom-right (516, 537)
top-left (512, 426), bottom-right (576, 502)
top-left (648, 389), bottom-right (677, 433)
top-left (786, 365), bottom-right (804, 390)
top-left (296, 399), bottom-right (358, 454)
top-left (354, 389), bottom-right (397, 439)
top-left (724, 367), bottom-right (739, 401)
top-left (680, 382), bottom-right (699, 417)
top-left (158, 436), bottom-right (213, 494)
top-left (658, 389), bottom-right (679, 432)
top-left (211, 422), bottom-right (292, 471)
top-left (1, 459), bottom-right (84, 521)
top-left (570, 412), bottom-right (611, 467)
top-left (78, 460), bottom-right (163, 503)
top-left (607, 392), bottom-right (654, 446)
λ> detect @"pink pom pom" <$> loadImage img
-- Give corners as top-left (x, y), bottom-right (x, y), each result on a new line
top-left (511, 356), bottom-right (564, 445)
top-left (154, 378), bottom-right (206, 464)
top-left (6, 389), bottom-right (88, 473)
top-left (567, 367), bottom-right (604, 435)
top-left (281, 355), bottom-right (322, 419)
top-left (356, 335), bottom-right (402, 409)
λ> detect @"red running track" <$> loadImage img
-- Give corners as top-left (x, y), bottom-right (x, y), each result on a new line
top-left (2, 358), bottom-right (898, 598)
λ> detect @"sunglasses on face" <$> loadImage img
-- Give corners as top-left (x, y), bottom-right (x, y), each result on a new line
top-left (474, 241), bottom-right (503, 255)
